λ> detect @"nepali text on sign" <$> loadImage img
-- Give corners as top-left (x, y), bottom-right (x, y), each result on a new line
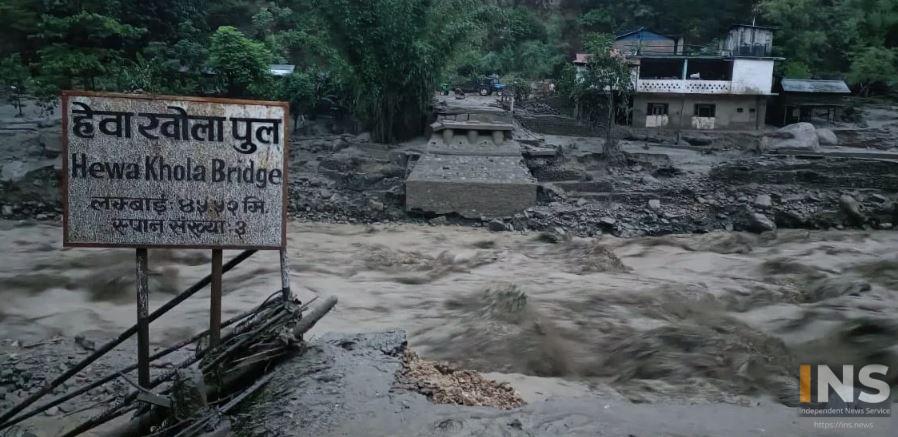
top-left (62, 92), bottom-right (288, 249)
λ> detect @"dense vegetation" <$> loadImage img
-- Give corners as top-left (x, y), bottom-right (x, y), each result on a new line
top-left (1, 0), bottom-right (897, 140)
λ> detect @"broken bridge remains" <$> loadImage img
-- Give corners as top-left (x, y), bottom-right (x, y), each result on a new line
top-left (405, 104), bottom-right (537, 219)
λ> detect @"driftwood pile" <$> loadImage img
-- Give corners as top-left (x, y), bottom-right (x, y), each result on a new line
top-left (396, 350), bottom-right (525, 410)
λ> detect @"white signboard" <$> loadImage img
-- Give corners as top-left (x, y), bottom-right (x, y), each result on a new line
top-left (62, 92), bottom-right (288, 249)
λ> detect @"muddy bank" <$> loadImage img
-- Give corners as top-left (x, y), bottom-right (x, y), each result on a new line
top-left (3, 103), bottom-right (898, 238)
top-left (234, 330), bottom-right (895, 436)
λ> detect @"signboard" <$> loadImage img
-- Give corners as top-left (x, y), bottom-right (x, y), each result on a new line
top-left (62, 91), bottom-right (288, 249)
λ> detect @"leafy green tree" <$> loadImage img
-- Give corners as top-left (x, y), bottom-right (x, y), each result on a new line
top-left (498, 7), bottom-right (548, 47)
top-left (781, 61), bottom-right (811, 79)
top-left (208, 26), bottom-right (272, 98)
top-left (517, 41), bottom-right (567, 79)
top-left (32, 11), bottom-right (145, 91)
top-left (848, 46), bottom-right (898, 96)
top-left (132, 20), bottom-right (212, 95)
top-left (317, 0), bottom-right (483, 143)
top-left (117, 0), bottom-right (208, 45)
top-left (577, 9), bottom-right (614, 33)
top-left (0, 54), bottom-right (31, 116)
top-left (569, 33), bottom-right (633, 160)
top-left (760, 0), bottom-right (840, 74)
top-left (277, 71), bottom-right (316, 129)
top-left (761, 0), bottom-right (898, 86)
top-left (0, 0), bottom-right (42, 56)
top-left (575, 0), bottom-right (754, 43)
top-left (251, 8), bottom-right (275, 39)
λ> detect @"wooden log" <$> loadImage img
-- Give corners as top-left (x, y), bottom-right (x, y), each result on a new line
top-left (0, 294), bottom-right (279, 430)
top-left (70, 296), bottom-right (338, 437)
top-left (0, 250), bottom-right (257, 429)
top-left (290, 296), bottom-right (337, 338)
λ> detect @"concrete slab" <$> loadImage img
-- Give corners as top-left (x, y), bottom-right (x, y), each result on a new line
top-left (425, 133), bottom-right (521, 156)
top-left (406, 154), bottom-right (536, 218)
top-left (427, 113), bottom-right (521, 156)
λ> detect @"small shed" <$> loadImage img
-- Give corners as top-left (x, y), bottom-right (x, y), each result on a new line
top-left (771, 78), bottom-right (851, 125)
top-left (724, 24), bottom-right (775, 57)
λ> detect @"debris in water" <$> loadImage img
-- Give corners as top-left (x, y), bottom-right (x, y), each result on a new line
top-left (396, 350), bottom-right (525, 409)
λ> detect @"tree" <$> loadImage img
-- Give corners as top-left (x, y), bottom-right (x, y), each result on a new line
top-left (0, 0), bottom-right (42, 56)
top-left (277, 70), bottom-right (317, 130)
top-left (760, 0), bottom-right (843, 75)
top-left (848, 46), bottom-right (898, 96)
top-left (317, 0), bottom-right (483, 143)
top-left (0, 54), bottom-right (31, 116)
top-left (761, 0), bottom-right (898, 85)
top-left (569, 33), bottom-right (633, 161)
top-left (208, 26), bottom-right (272, 98)
top-left (781, 60), bottom-right (811, 79)
top-left (131, 20), bottom-right (212, 95)
top-left (32, 11), bottom-right (146, 91)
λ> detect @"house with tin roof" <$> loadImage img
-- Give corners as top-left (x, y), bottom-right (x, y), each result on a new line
top-left (575, 24), bottom-right (782, 131)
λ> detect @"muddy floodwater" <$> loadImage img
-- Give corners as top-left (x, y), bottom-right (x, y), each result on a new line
top-left (2, 219), bottom-right (897, 410)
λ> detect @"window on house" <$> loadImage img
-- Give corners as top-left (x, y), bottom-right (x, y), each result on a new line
top-left (647, 103), bottom-right (669, 115)
top-left (749, 108), bottom-right (756, 113)
top-left (736, 107), bottom-right (744, 113)
top-left (694, 104), bottom-right (716, 117)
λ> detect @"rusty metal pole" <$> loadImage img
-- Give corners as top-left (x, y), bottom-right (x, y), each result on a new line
top-left (135, 248), bottom-right (150, 388)
top-left (210, 249), bottom-right (223, 347)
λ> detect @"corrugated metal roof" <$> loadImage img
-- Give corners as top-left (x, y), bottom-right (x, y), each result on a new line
top-left (730, 24), bottom-right (777, 30)
top-left (781, 78), bottom-right (851, 94)
top-left (573, 53), bottom-right (591, 64)
top-left (269, 64), bottom-right (295, 76)
top-left (616, 27), bottom-right (675, 41)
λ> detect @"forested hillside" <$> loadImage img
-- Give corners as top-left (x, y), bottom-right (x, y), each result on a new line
top-left (1, 0), bottom-right (897, 139)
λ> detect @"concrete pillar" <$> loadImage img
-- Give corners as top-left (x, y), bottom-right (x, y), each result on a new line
top-left (467, 130), bottom-right (478, 144)
top-left (492, 130), bottom-right (504, 145)
top-left (442, 129), bottom-right (454, 144)
top-left (682, 58), bottom-right (688, 80)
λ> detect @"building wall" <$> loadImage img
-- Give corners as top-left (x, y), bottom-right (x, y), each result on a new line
top-left (631, 94), bottom-right (767, 130)
top-left (731, 59), bottom-right (774, 94)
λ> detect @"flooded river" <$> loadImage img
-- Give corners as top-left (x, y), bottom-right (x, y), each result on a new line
top-left (1, 219), bottom-right (897, 407)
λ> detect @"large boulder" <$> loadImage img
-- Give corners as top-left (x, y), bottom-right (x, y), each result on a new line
top-left (736, 205), bottom-right (777, 233)
top-left (682, 133), bottom-right (714, 146)
top-left (839, 194), bottom-right (866, 225)
top-left (748, 212), bottom-right (777, 233)
top-left (761, 122), bottom-right (820, 151)
top-left (753, 194), bottom-right (772, 209)
top-left (816, 128), bottom-right (838, 146)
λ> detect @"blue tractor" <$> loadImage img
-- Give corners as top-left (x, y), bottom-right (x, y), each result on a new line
top-left (476, 74), bottom-right (506, 96)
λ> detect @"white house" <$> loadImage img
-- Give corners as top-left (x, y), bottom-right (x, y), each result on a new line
top-left (576, 25), bottom-right (781, 130)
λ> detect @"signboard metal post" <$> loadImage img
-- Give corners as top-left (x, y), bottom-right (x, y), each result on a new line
top-left (135, 248), bottom-right (150, 387)
top-left (280, 248), bottom-right (291, 299)
top-left (210, 249), bottom-right (223, 346)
